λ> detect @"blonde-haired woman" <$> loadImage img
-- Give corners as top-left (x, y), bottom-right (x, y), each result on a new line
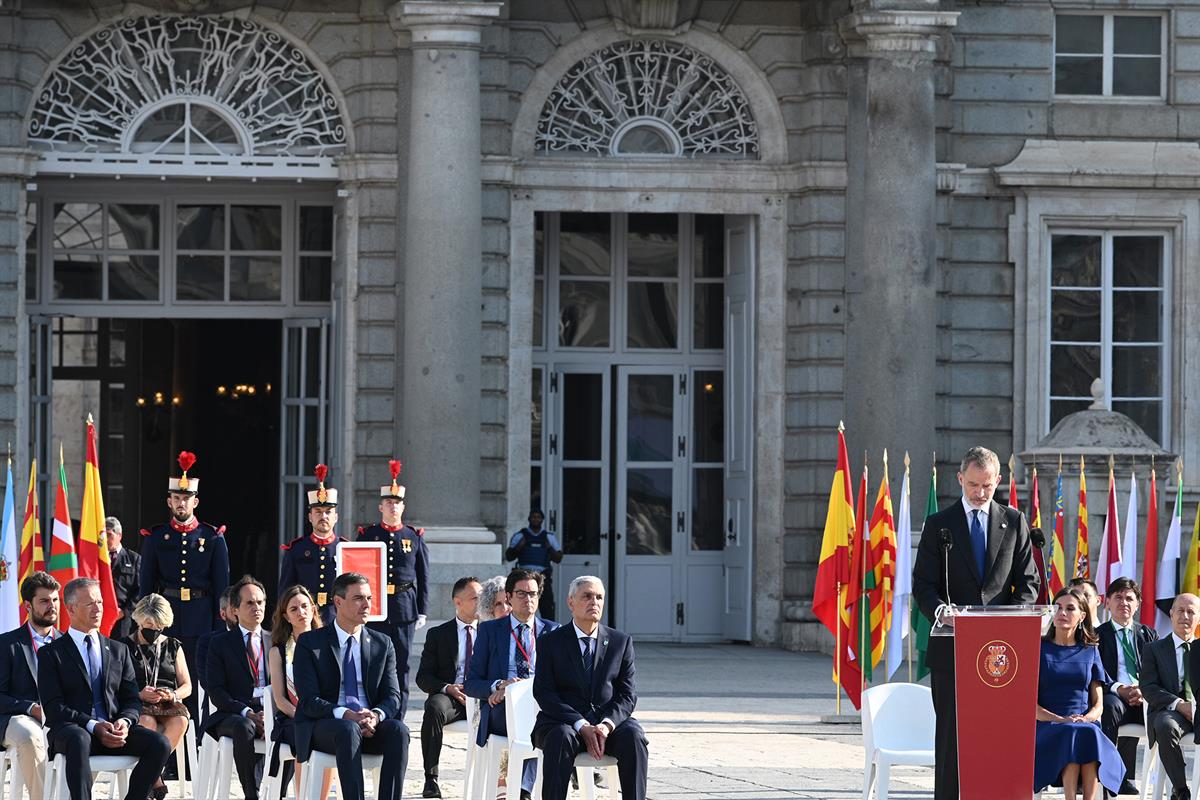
top-left (124, 593), bottom-right (193, 800)
top-left (268, 584), bottom-right (332, 799)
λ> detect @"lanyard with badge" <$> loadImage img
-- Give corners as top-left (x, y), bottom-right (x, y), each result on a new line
top-left (510, 624), bottom-right (536, 666)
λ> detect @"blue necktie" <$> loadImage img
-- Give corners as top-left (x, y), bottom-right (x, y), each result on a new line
top-left (970, 509), bottom-right (987, 578)
top-left (343, 635), bottom-right (362, 711)
top-left (581, 637), bottom-right (594, 684)
top-left (516, 623), bottom-right (531, 679)
top-left (85, 635), bottom-right (104, 719)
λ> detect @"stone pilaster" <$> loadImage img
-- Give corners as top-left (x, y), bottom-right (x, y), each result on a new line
top-left (390, 2), bottom-right (502, 545)
top-left (839, 8), bottom-right (958, 483)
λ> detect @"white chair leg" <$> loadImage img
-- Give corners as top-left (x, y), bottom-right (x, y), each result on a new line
top-left (216, 740), bottom-right (233, 800)
top-left (481, 741), bottom-right (502, 800)
top-left (580, 765), bottom-right (597, 800)
top-left (606, 765), bottom-right (619, 800)
top-left (876, 760), bottom-right (890, 800)
top-left (863, 757), bottom-right (876, 800)
top-left (505, 752), bottom-right (522, 800)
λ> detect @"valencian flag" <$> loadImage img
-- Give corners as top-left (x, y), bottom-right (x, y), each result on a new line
top-left (811, 425), bottom-right (861, 708)
top-left (867, 453), bottom-right (897, 671)
top-left (1141, 467), bottom-right (1159, 628)
top-left (1095, 461), bottom-right (1122, 590)
top-left (911, 458), bottom-right (938, 681)
top-left (1157, 464), bottom-right (1184, 635)
top-left (1074, 457), bottom-right (1090, 579)
top-left (1181, 501), bottom-right (1200, 598)
top-left (1049, 463), bottom-right (1067, 594)
top-left (49, 444), bottom-right (78, 631)
top-left (0, 457), bottom-right (18, 633)
top-left (18, 460), bottom-right (46, 623)
top-left (79, 415), bottom-right (119, 635)
top-left (1029, 467), bottom-right (1049, 604)
top-left (885, 453), bottom-right (913, 680)
top-left (849, 463), bottom-right (874, 681)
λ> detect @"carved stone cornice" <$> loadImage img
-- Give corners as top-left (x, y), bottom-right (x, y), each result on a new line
top-left (389, 1), bottom-right (503, 48)
top-left (838, 9), bottom-right (959, 60)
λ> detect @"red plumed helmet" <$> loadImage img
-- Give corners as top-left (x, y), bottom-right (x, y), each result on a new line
top-left (314, 463), bottom-right (328, 485)
top-left (177, 451), bottom-right (197, 474)
top-left (389, 459), bottom-right (402, 480)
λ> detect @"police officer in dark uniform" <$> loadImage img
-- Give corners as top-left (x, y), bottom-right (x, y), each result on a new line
top-left (279, 464), bottom-right (344, 626)
top-left (505, 509), bottom-right (563, 621)
top-left (106, 516), bottom-right (141, 640)
top-left (356, 459), bottom-right (429, 715)
top-left (138, 450), bottom-right (231, 722)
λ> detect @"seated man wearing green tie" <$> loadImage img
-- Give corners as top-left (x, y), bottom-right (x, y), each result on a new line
top-left (1096, 577), bottom-right (1157, 797)
top-left (1140, 593), bottom-right (1200, 800)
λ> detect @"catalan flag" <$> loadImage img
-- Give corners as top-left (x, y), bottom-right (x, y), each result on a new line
top-left (79, 415), bottom-right (119, 635)
top-left (867, 454), bottom-right (896, 671)
top-left (1074, 457), bottom-right (1090, 579)
top-left (18, 459), bottom-right (45, 621)
top-left (811, 426), bottom-right (861, 708)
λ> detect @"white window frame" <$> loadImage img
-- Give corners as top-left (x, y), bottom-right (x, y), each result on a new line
top-left (1053, 12), bottom-right (1168, 101)
top-left (1045, 228), bottom-right (1171, 442)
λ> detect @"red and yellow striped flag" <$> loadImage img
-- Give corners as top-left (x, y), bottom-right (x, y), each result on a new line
top-left (1074, 456), bottom-right (1090, 579)
top-left (849, 463), bottom-right (873, 682)
top-left (78, 415), bottom-right (119, 635)
top-left (867, 453), bottom-right (896, 671)
top-left (18, 460), bottom-right (45, 622)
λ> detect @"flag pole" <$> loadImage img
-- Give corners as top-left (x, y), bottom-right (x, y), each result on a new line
top-left (861, 453), bottom-right (868, 700)
top-left (835, 576), bottom-right (842, 715)
top-left (905, 450), bottom-right (912, 683)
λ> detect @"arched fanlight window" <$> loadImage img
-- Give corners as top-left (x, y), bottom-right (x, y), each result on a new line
top-left (611, 118), bottom-right (683, 157)
top-left (127, 101), bottom-right (249, 156)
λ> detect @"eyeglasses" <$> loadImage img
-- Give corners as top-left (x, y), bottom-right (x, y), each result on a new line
top-left (511, 590), bottom-right (540, 599)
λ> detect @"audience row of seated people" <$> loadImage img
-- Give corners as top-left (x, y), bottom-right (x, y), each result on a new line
top-left (0, 566), bottom-right (648, 800)
top-left (1035, 578), bottom-right (1200, 800)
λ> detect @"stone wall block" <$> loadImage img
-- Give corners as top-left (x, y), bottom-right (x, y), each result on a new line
top-left (1050, 103), bottom-right (1179, 137)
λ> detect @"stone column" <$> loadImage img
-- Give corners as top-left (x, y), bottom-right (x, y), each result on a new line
top-left (391, 2), bottom-right (502, 542)
top-left (839, 7), bottom-right (958, 480)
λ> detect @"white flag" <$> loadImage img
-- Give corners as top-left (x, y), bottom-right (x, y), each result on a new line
top-left (1118, 471), bottom-right (1139, 581)
top-left (1157, 472), bottom-right (1184, 636)
top-left (886, 463), bottom-right (912, 679)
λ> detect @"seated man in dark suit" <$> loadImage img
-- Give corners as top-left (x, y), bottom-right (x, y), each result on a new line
top-left (532, 575), bottom-right (647, 800)
top-left (1097, 577), bottom-right (1157, 797)
top-left (293, 572), bottom-right (409, 800)
top-left (204, 575), bottom-right (270, 800)
top-left (415, 575), bottom-right (481, 799)
top-left (0, 571), bottom-right (65, 800)
top-left (195, 585), bottom-right (238, 691)
top-left (465, 568), bottom-right (560, 800)
top-left (37, 577), bottom-right (171, 800)
top-left (1141, 593), bottom-right (1200, 800)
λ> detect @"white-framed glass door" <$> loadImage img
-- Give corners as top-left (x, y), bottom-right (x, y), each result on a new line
top-left (278, 318), bottom-right (330, 542)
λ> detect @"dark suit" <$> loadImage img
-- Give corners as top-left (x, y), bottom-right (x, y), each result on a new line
top-left (109, 546), bottom-right (141, 641)
top-left (464, 615), bottom-right (559, 748)
top-left (532, 624), bottom-right (648, 800)
top-left (1097, 620), bottom-right (1158, 787)
top-left (415, 618), bottom-right (472, 779)
top-left (911, 498), bottom-right (1039, 800)
top-left (0, 625), bottom-right (42, 740)
top-left (37, 631), bottom-right (171, 800)
top-left (293, 623), bottom-right (409, 800)
top-left (205, 627), bottom-right (270, 800)
top-left (1140, 635), bottom-right (1199, 795)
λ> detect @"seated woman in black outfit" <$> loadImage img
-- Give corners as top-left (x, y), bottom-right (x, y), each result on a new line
top-left (125, 593), bottom-right (194, 800)
top-left (267, 584), bottom-right (331, 799)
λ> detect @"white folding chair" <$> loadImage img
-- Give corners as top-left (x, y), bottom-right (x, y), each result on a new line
top-left (169, 714), bottom-right (202, 800)
top-left (297, 747), bottom-right (382, 800)
top-left (478, 679), bottom-right (542, 800)
top-left (573, 752), bottom-right (619, 800)
top-left (445, 697), bottom-right (479, 800)
top-left (201, 693), bottom-right (268, 800)
top-left (0, 745), bottom-right (25, 800)
top-left (861, 683), bottom-right (936, 800)
top-left (259, 689), bottom-right (296, 800)
top-left (44, 752), bottom-right (137, 800)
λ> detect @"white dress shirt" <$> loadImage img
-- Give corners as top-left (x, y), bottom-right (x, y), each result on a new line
top-left (332, 623), bottom-right (384, 722)
top-left (1170, 632), bottom-right (1194, 712)
top-left (1108, 621), bottom-right (1138, 691)
top-left (445, 617), bottom-right (477, 692)
top-left (961, 497), bottom-right (990, 533)
top-left (571, 623), bottom-right (614, 734)
top-left (238, 624), bottom-right (267, 715)
top-left (66, 627), bottom-right (105, 733)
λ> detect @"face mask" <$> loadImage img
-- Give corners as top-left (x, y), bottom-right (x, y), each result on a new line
top-left (141, 627), bottom-right (162, 643)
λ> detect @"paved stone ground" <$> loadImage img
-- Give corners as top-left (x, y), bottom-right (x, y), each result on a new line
top-left (142, 645), bottom-right (939, 799)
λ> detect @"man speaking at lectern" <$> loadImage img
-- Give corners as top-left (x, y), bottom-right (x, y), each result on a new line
top-left (913, 446), bottom-right (1040, 800)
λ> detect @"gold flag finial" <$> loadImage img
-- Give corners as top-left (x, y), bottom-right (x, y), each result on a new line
top-left (1059, 452), bottom-right (1063, 472)
top-left (904, 450), bottom-right (910, 471)
top-left (86, 412), bottom-right (94, 426)
top-left (883, 448), bottom-right (889, 469)
top-left (1008, 453), bottom-right (1015, 471)
top-left (837, 420), bottom-right (845, 433)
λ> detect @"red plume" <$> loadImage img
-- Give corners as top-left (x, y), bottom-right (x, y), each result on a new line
top-left (177, 451), bottom-right (197, 473)
top-left (389, 460), bottom-right (402, 480)
top-left (314, 463), bottom-right (329, 484)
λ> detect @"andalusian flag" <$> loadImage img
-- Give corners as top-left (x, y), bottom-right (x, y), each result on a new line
top-left (849, 464), bottom-right (874, 681)
top-left (810, 426), bottom-right (861, 707)
top-left (1030, 468), bottom-right (1049, 604)
top-left (885, 454), bottom-right (913, 680)
top-left (1074, 457), bottom-right (1090, 579)
top-left (0, 458), bottom-right (18, 632)
top-left (1181, 502), bottom-right (1200, 598)
top-left (48, 445), bottom-right (78, 631)
top-left (911, 459), bottom-right (938, 681)
top-left (1049, 465), bottom-right (1067, 595)
top-left (18, 459), bottom-right (46, 621)
top-left (1141, 468), bottom-right (1159, 628)
top-left (79, 415), bottom-right (119, 635)
top-left (867, 454), bottom-right (897, 671)
top-left (1157, 466), bottom-right (1184, 636)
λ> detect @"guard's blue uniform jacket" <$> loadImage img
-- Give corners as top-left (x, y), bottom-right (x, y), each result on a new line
top-left (505, 528), bottom-right (562, 573)
top-left (279, 533), bottom-right (345, 625)
top-left (138, 518), bottom-right (230, 637)
top-left (355, 523), bottom-right (429, 624)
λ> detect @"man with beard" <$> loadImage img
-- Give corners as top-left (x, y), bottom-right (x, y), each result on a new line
top-left (138, 451), bottom-right (230, 722)
top-left (0, 572), bottom-right (65, 800)
top-left (355, 459), bottom-right (429, 714)
top-left (280, 464), bottom-right (345, 625)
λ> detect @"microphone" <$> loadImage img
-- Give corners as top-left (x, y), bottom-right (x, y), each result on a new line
top-left (1030, 527), bottom-right (1046, 549)
top-left (939, 528), bottom-right (954, 610)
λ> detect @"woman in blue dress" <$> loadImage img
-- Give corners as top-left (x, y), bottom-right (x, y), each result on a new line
top-left (1036, 586), bottom-right (1124, 798)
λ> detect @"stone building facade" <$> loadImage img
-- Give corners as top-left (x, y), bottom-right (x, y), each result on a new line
top-left (0, 0), bottom-right (1185, 647)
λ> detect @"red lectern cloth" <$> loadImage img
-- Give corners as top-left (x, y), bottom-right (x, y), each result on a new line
top-left (955, 612), bottom-right (1042, 800)
top-left (335, 541), bottom-right (388, 621)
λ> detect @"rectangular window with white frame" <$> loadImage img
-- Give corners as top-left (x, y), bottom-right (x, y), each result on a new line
top-left (1054, 13), bottom-right (1166, 99)
top-left (1048, 231), bottom-right (1169, 443)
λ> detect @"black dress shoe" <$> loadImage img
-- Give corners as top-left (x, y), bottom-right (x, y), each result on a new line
top-left (1118, 779), bottom-right (1139, 795)
top-left (520, 790), bottom-right (533, 800)
top-left (1171, 788), bottom-right (1190, 800)
top-left (422, 777), bottom-right (441, 798)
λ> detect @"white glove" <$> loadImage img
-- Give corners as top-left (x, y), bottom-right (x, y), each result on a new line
top-left (415, 614), bottom-right (427, 630)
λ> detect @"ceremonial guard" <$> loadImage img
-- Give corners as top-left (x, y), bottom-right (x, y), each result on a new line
top-left (279, 464), bottom-right (344, 625)
top-left (505, 508), bottom-right (564, 621)
top-left (138, 451), bottom-right (230, 721)
top-left (356, 459), bottom-right (430, 713)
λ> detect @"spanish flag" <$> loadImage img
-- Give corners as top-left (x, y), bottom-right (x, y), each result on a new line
top-left (811, 426), bottom-right (861, 708)
top-left (78, 415), bottom-right (119, 635)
